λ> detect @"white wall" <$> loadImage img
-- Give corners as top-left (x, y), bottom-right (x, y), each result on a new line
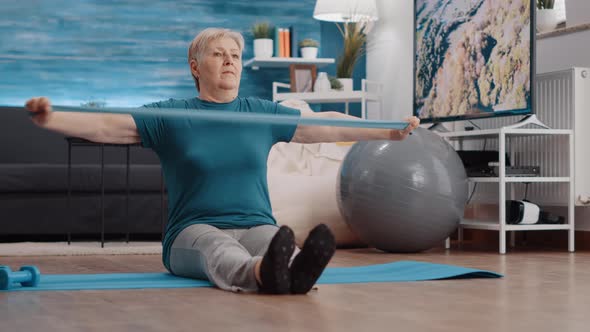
top-left (536, 0), bottom-right (590, 73)
top-left (537, 30), bottom-right (590, 73)
top-left (366, 0), bottom-right (413, 121)
top-left (566, 0), bottom-right (590, 27)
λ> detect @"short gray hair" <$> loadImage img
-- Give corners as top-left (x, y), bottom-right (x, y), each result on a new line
top-left (188, 28), bottom-right (245, 91)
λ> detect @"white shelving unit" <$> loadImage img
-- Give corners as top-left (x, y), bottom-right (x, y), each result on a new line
top-left (272, 79), bottom-right (383, 119)
top-left (438, 125), bottom-right (575, 254)
top-left (243, 57), bottom-right (335, 70)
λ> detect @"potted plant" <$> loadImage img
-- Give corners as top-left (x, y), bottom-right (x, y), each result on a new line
top-left (252, 22), bottom-right (273, 58)
top-left (335, 22), bottom-right (367, 91)
top-left (299, 38), bottom-right (319, 59)
top-left (536, 0), bottom-right (557, 33)
top-left (329, 76), bottom-right (343, 91)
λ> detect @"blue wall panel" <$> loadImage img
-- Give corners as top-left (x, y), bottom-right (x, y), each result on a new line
top-left (0, 0), bottom-right (322, 107)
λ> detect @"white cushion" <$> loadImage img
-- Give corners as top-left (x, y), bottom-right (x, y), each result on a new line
top-left (268, 172), bottom-right (362, 247)
top-left (267, 100), bottom-right (363, 247)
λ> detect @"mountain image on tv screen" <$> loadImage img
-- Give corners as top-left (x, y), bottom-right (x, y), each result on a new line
top-left (414, 0), bottom-right (532, 120)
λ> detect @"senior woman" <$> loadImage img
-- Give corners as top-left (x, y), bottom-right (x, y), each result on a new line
top-left (25, 28), bottom-right (420, 295)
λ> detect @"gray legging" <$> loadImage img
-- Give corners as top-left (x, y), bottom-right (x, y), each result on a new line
top-left (169, 223), bottom-right (299, 292)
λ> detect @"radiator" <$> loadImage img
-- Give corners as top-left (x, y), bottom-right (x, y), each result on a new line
top-left (467, 67), bottom-right (590, 207)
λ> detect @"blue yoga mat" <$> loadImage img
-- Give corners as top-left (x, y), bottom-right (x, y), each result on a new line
top-left (1, 261), bottom-right (501, 292)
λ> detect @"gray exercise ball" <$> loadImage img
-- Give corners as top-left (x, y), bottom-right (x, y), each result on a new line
top-left (337, 127), bottom-right (468, 252)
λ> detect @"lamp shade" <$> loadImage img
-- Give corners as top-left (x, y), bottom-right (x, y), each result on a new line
top-left (313, 0), bottom-right (378, 22)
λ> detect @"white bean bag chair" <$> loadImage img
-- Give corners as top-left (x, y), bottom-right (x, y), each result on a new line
top-left (267, 100), bottom-right (363, 248)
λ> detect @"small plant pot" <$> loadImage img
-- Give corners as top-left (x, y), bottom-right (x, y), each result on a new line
top-left (536, 9), bottom-right (559, 33)
top-left (337, 78), bottom-right (353, 91)
top-left (301, 47), bottom-right (318, 59)
top-left (253, 38), bottom-right (273, 58)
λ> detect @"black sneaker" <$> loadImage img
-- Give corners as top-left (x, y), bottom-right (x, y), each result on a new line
top-left (258, 226), bottom-right (296, 294)
top-left (289, 224), bottom-right (336, 294)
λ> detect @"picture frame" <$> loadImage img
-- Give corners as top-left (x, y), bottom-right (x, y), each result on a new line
top-left (289, 64), bottom-right (317, 92)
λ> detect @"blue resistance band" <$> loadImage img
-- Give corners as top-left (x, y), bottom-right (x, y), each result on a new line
top-left (51, 105), bottom-right (410, 130)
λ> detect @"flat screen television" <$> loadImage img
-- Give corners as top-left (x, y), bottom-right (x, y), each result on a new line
top-left (413, 0), bottom-right (535, 124)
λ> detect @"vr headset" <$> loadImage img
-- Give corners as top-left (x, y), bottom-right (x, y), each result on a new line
top-left (505, 200), bottom-right (565, 225)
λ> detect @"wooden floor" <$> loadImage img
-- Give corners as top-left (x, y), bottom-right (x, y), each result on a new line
top-left (1, 247), bottom-right (589, 332)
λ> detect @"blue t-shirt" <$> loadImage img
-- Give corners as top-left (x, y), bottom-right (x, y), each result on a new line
top-left (132, 97), bottom-right (300, 270)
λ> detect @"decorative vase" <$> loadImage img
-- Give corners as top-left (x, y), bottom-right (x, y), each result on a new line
top-left (253, 38), bottom-right (273, 58)
top-left (337, 78), bottom-right (353, 91)
top-left (301, 47), bottom-right (318, 59)
top-left (314, 72), bottom-right (331, 92)
top-left (536, 9), bottom-right (559, 33)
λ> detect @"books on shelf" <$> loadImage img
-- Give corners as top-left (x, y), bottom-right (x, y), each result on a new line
top-left (289, 26), bottom-right (297, 58)
top-left (274, 26), bottom-right (298, 58)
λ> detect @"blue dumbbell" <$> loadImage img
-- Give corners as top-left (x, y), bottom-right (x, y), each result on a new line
top-left (0, 265), bottom-right (41, 290)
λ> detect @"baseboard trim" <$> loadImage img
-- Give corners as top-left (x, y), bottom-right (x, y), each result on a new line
top-left (450, 229), bottom-right (590, 251)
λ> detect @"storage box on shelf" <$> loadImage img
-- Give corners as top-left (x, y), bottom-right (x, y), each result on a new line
top-left (439, 125), bottom-right (575, 254)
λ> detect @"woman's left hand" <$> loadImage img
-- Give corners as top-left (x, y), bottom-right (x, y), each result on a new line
top-left (389, 116), bottom-right (420, 141)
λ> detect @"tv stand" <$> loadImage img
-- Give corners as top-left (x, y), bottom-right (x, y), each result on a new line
top-left (504, 114), bottom-right (550, 129)
top-left (438, 126), bottom-right (574, 254)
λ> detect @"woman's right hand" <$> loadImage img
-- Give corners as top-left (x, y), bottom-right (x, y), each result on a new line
top-left (25, 97), bottom-right (53, 126)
